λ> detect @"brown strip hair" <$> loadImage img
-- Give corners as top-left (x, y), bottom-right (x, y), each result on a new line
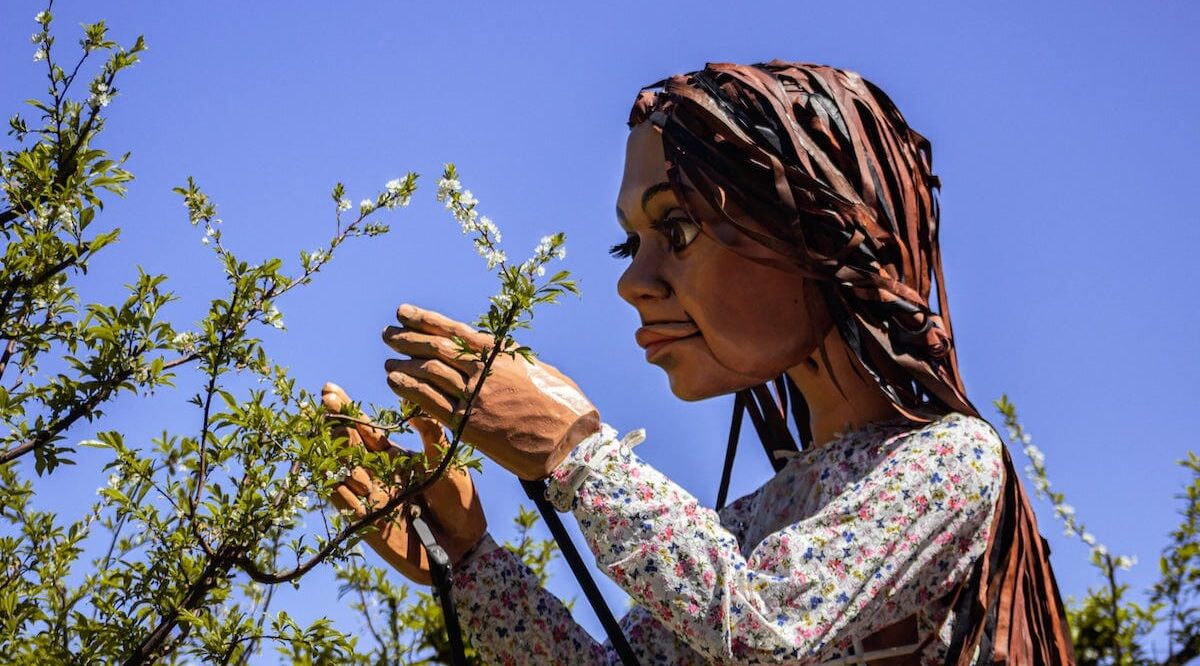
top-left (628, 61), bottom-right (1076, 664)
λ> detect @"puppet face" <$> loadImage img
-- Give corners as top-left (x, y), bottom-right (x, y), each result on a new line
top-left (614, 122), bottom-right (831, 401)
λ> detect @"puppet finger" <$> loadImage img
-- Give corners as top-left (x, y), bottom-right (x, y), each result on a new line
top-left (395, 303), bottom-right (495, 352)
top-left (412, 417), bottom-right (476, 519)
top-left (386, 368), bottom-right (458, 424)
top-left (384, 358), bottom-right (467, 400)
top-left (381, 328), bottom-right (481, 374)
top-left (332, 483), bottom-right (366, 517)
top-left (322, 382), bottom-right (392, 453)
top-left (341, 467), bottom-right (374, 497)
top-left (409, 416), bottom-right (452, 469)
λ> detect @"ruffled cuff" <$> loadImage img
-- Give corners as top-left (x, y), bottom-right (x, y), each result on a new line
top-left (545, 422), bottom-right (646, 513)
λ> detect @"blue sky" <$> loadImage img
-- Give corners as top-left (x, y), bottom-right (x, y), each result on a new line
top-left (4, 0), bottom-right (1199, 659)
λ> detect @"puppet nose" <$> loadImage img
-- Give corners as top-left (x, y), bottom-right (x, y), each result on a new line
top-left (617, 251), bottom-right (672, 305)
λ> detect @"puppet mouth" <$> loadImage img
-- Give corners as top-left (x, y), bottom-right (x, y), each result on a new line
top-left (636, 322), bottom-right (702, 360)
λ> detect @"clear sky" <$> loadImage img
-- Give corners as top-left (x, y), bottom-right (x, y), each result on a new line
top-left (3, 0), bottom-right (1199, 660)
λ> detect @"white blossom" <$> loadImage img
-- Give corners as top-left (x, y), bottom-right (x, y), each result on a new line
top-left (1115, 555), bottom-right (1137, 570)
top-left (383, 178), bottom-right (412, 208)
top-left (1053, 503), bottom-right (1075, 519)
top-left (459, 190), bottom-right (477, 208)
top-left (264, 305), bottom-right (285, 330)
top-left (479, 247), bottom-right (506, 270)
top-left (90, 83), bottom-right (112, 107)
top-left (491, 292), bottom-right (513, 310)
top-left (1081, 532), bottom-right (1096, 546)
top-left (478, 215), bottom-right (500, 241)
top-left (337, 198), bottom-right (351, 212)
top-left (33, 48), bottom-right (46, 62)
top-left (35, 10), bottom-right (49, 23)
top-left (359, 198), bottom-right (374, 213)
top-left (1023, 444), bottom-right (1045, 468)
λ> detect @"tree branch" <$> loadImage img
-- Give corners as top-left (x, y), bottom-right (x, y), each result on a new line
top-left (1164, 633), bottom-right (1200, 666)
top-left (0, 378), bottom-right (121, 466)
top-left (228, 306), bottom-right (517, 585)
top-left (189, 283), bottom-right (243, 519)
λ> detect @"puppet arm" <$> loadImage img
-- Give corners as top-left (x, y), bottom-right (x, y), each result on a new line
top-left (450, 534), bottom-right (710, 664)
top-left (543, 415), bottom-right (1003, 664)
top-left (449, 444), bottom-right (761, 665)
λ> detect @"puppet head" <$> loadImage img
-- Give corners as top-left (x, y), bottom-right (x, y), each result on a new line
top-left (628, 61), bottom-right (978, 425)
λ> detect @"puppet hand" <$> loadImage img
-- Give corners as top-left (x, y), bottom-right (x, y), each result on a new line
top-left (320, 382), bottom-right (487, 585)
top-left (382, 303), bottom-right (601, 481)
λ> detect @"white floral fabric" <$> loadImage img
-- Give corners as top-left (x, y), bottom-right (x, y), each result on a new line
top-left (450, 412), bottom-right (1003, 665)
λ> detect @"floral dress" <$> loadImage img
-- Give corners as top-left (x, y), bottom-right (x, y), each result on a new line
top-left (450, 412), bottom-right (1004, 665)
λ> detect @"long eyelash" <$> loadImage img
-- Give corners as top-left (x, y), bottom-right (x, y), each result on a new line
top-left (608, 239), bottom-right (637, 259)
top-left (609, 216), bottom-right (699, 260)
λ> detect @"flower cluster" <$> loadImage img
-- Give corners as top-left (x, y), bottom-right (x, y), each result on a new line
top-left (263, 305), bottom-right (285, 331)
top-left (32, 11), bottom-right (49, 62)
top-left (329, 174), bottom-right (414, 227)
top-left (519, 234), bottom-right (567, 278)
top-left (996, 396), bottom-right (1136, 570)
top-left (90, 81), bottom-right (112, 108)
top-left (380, 176), bottom-right (414, 209)
top-left (436, 166), bottom-right (506, 269)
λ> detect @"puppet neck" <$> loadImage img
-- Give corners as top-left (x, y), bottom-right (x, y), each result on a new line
top-left (785, 327), bottom-right (901, 448)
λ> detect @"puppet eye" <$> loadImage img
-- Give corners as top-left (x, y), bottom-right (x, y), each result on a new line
top-left (650, 215), bottom-right (700, 253)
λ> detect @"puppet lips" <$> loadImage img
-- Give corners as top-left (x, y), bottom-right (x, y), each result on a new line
top-left (635, 322), bottom-right (701, 349)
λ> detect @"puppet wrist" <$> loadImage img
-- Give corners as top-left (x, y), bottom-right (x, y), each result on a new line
top-left (545, 423), bottom-right (647, 513)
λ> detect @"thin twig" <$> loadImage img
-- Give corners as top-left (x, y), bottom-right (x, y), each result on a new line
top-left (227, 307), bottom-right (518, 585)
top-left (1105, 555), bottom-right (1124, 665)
top-left (325, 412), bottom-right (409, 433)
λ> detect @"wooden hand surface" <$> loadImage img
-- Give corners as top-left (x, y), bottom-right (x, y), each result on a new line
top-left (382, 303), bottom-right (601, 480)
top-left (321, 383), bottom-right (486, 585)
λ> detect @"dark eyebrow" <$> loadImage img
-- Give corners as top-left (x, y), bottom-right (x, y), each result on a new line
top-left (640, 182), bottom-right (674, 212)
top-left (616, 182), bottom-right (678, 231)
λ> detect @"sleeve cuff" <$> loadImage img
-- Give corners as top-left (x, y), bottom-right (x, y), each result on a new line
top-left (545, 422), bottom-right (645, 513)
top-left (452, 532), bottom-right (502, 582)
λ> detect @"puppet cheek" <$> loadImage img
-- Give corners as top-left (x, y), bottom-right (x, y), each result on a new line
top-left (523, 362), bottom-right (590, 417)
